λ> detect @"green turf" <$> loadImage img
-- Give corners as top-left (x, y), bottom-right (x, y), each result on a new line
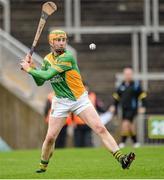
top-left (0, 146), bottom-right (164, 179)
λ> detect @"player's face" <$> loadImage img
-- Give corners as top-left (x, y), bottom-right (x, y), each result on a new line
top-left (123, 68), bottom-right (133, 82)
top-left (51, 37), bottom-right (67, 53)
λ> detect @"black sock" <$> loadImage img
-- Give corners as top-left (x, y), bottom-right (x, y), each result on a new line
top-left (41, 160), bottom-right (49, 165)
top-left (121, 136), bottom-right (127, 143)
top-left (131, 135), bottom-right (137, 143)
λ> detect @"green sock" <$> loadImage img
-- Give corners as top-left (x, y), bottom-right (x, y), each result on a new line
top-left (39, 160), bottom-right (49, 171)
top-left (113, 150), bottom-right (124, 162)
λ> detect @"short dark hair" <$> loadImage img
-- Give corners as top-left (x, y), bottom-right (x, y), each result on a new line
top-left (124, 66), bottom-right (132, 69)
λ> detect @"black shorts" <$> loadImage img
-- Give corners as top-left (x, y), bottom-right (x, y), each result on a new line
top-left (122, 109), bottom-right (137, 122)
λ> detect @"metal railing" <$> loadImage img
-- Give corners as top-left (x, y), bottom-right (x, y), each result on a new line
top-left (0, 28), bottom-right (50, 114)
top-left (63, 0), bottom-right (159, 41)
top-left (0, 0), bottom-right (10, 33)
top-left (58, 0), bottom-right (162, 91)
top-left (116, 72), bottom-right (164, 91)
top-left (1, 0), bottom-right (162, 91)
top-left (0, 0), bottom-right (163, 110)
top-left (62, 0), bottom-right (164, 145)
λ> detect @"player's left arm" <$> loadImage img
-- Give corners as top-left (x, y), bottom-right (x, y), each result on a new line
top-left (136, 81), bottom-right (147, 111)
top-left (111, 84), bottom-right (122, 113)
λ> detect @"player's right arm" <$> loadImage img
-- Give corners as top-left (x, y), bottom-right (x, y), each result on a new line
top-left (27, 67), bottom-right (58, 80)
top-left (28, 58), bottom-right (72, 80)
top-left (21, 53), bottom-right (72, 82)
top-left (30, 60), bottom-right (48, 86)
top-left (21, 54), bottom-right (45, 86)
top-left (21, 55), bottom-right (58, 86)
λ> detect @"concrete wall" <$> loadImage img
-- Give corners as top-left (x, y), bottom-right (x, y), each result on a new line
top-left (0, 84), bottom-right (47, 149)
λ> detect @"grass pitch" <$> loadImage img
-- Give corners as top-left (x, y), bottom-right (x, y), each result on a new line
top-left (0, 146), bottom-right (164, 179)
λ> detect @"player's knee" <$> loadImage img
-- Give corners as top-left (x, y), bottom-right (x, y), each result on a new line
top-left (46, 134), bottom-right (55, 145)
top-left (95, 125), bottom-right (106, 135)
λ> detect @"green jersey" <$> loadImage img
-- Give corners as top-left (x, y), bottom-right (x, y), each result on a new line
top-left (28, 50), bottom-right (85, 100)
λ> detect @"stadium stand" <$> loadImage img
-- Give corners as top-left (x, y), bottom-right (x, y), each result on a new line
top-left (1, 0), bottom-right (164, 111)
top-left (9, 0), bottom-right (164, 113)
top-left (1, 0), bottom-right (164, 148)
